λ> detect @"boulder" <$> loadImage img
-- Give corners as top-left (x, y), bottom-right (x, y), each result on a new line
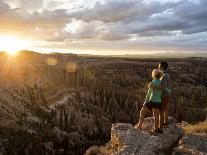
top-left (104, 117), bottom-right (184, 155)
top-left (173, 133), bottom-right (207, 155)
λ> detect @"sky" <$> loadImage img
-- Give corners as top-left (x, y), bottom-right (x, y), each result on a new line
top-left (0, 0), bottom-right (207, 55)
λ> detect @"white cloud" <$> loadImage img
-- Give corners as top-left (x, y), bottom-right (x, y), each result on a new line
top-left (0, 0), bottom-right (207, 53)
top-left (7, 0), bottom-right (44, 11)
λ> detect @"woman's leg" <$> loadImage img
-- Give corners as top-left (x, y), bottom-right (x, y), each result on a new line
top-left (138, 105), bottom-right (149, 129)
top-left (153, 108), bottom-right (160, 132)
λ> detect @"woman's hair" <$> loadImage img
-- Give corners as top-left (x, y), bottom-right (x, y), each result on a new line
top-left (152, 69), bottom-right (161, 79)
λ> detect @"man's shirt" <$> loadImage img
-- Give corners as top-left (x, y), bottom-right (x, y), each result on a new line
top-left (161, 71), bottom-right (171, 96)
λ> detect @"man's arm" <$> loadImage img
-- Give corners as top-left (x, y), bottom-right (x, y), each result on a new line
top-left (148, 82), bottom-right (164, 90)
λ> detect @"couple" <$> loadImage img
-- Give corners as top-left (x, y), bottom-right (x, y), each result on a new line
top-left (138, 62), bottom-right (171, 134)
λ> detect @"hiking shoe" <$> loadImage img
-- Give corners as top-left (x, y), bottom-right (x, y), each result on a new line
top-left (136, 127), bottom-right (142, 131)
top-left (157, 128), bottom-right (163, 134)
top-left (149, 129), bottom-right (158, 136)
top-left (163, 122), bottom-right (169, 128)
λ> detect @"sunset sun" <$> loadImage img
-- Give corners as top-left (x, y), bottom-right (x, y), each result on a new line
top-left (6, 50), bottom-right (18, 56)
top-left (0, 35), bottom-right (31, 56)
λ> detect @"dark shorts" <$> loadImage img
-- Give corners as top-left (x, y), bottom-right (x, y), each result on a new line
top-left (145, 101), bottom-right (161, 110)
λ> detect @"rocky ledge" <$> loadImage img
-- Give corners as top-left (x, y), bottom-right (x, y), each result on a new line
top-left (174, 133), bottom-right (207, 155)
top-left (102, 117), bottom-right (184, 155)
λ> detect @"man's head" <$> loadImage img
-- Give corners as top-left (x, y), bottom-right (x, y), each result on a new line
top-left (158, 62), bottom-right (168, 71)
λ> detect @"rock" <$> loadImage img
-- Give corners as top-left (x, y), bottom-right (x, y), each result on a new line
top-left (42, 142), bottom-right (55, 155)
top-left (176, 121), bottom-right (190, 128)
top-left (173, 133), bottom-right (207, 155)
top-left (42, 142), bottom-right (53, 150)
top-left (181, 134), bottom-right (207, 152)
top-left (50, 127), bottom-right (82, 149)
top-left (85, 145), bottom-right (103, 155)
top-left (68, 131), bottom-right (81, 145)
top-left (173, 145), bottom-right (205, 155)
top-left (57, 149), bottom-right (64, 155)
top-left (51, 127), bottom-right (70, 143)
top-left (103, 117), bottom-right (184, 155)
top-left (32, 136), bottom-right (42, 148)
top-left (134, 116), bottom-right (177, 133)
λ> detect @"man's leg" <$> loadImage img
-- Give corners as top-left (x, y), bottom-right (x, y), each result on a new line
top-left (164, 103), bottom-right (169, 125)
top-left (163, 96), bottom-right (170, 125)
top-left (138, 105), bottom-right (149, 129)
top-left (160, 97), bottom-right (165, 130)
top-left (153, 108), bottom-right (159, 132)
top-left (159, 110), bottom-right (164, 130)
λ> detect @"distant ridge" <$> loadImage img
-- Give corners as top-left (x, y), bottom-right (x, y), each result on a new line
top-left (1, 50), bottom-right (206, 58)
top-left (111, 52), bottom-right (207, 58)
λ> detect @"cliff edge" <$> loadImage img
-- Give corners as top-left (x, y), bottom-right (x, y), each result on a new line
top-left (96, 117), bottom-right (207, 155)
top-left (101, 117), bottom-right (184, 155)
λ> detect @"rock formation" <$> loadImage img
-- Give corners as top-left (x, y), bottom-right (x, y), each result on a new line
top-left (174, 133), bottom-right (207, 155)
top-left (102, 117), bottom-right (184, 155)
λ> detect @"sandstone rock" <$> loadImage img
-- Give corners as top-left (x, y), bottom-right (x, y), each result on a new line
top-left (85, 145), bottom-right (104, 155)
top-left (181, 134), bottom-right (207, 152)
top-left (42, 142), bottom-right (56, 155)
top-left (176, 121), bottom-right (190, 128)
top-left (104, 117), bottom-right (184, 155)
top-left (134, 116), bottom-right (177, 133)
top-left (42, 142), bottom-right (53, 151)
top-left (68, 131), bottom-right (81, 145)
top-left (173, 133), bottom-right (207, 155)
top-left (173, 145), bottom-right (205, 155)
top-left (51, 127), bottom-right (70, 143)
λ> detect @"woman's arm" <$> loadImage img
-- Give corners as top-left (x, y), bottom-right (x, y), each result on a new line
top-left (148, 82), bottom-right (164, 90)
top-left (144, 88), bottom-right (152, 103)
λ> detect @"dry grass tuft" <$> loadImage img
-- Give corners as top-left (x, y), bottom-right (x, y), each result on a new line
top-left (183, 121), bottom-right (207, 135)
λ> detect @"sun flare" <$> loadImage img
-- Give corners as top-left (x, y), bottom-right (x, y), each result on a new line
top-left (7, 50), bottom-right (18, 56)
top-left (0, 35), bottom-right (31, 56)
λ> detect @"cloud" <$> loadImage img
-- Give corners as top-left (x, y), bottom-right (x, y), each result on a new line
top-left (7, 0), bottom-right (43, 11)
top-left (32, 9), bottom-right (71, 28)
top-left (46, 0), bottom-right (65, 10)
top-left (62, 19), bottom-right (130, 41)
top-left (70, 0), bottom-right (167, 23)
top-left (0, 0), bottom-right (10, 11)
top-left (69, 0), bottom-right (185, 23)
top-left (0, 0), bottom-right (71, 41)
top-left (68, 0), bottom-right (207, 38)
top-left (0, 0), bottom-right (207, 53)
top-left (174, 0), bottom-right (207, 34)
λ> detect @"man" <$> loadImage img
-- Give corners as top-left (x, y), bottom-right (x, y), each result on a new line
top-left (149, 62), bottom-right (171, 131)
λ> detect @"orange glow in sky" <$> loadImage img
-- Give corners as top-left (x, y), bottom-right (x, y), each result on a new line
top-left (0, 35), bottom-right (32, 56)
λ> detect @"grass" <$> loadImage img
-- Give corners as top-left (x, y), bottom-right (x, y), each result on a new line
top-left (183, 121), bottom-right (207, 135)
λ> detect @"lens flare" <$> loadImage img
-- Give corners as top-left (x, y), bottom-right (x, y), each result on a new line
top-left (46, 58), bottom-right (58, 66)
top-left (65, 62), bottom-right (77, 72)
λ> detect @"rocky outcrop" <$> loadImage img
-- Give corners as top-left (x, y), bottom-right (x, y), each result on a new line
top-left (102, 117), bottom-right (184, 155)
top-left (173, 133), bottom-right (207, 155)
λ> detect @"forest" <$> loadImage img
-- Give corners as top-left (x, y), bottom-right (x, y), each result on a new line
top-left (0, 51), bottom-right (206, 154)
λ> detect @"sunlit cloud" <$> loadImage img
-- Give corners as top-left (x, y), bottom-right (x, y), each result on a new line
top-left (0, 0), bottom-right (206, 54)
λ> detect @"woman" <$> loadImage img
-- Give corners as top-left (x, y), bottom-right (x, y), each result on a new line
top-left (137, 69), bottom-right (163, 134)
